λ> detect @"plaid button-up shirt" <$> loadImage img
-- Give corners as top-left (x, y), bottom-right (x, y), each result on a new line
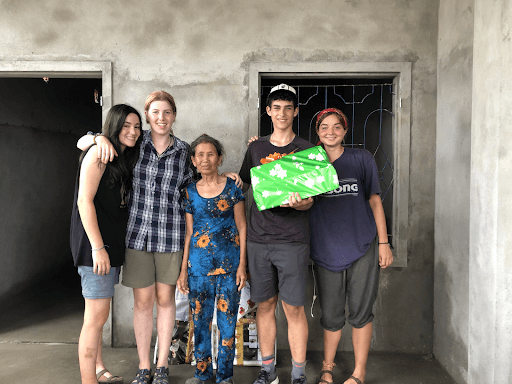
top-left (126, 130), bottom-right (194, 253)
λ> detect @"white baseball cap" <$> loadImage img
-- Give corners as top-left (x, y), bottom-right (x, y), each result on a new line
top-left (269, 83), bottom-right (297, 95)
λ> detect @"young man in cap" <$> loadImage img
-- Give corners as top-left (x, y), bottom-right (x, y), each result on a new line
top-left (239, 84), bottom-right (313, 384)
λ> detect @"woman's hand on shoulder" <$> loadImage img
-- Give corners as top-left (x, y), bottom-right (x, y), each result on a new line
top-left (177, 271), bottom-right (189, 294)
top-left (247, 136), bottom-right (258, 145)
top-left (222, 172), bottom-right (242, 188)
top-left (95, 135), bottom-right (118, 164)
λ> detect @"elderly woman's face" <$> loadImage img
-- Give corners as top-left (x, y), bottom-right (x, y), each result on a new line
top-left (191, 142), bottom-right (222, 176)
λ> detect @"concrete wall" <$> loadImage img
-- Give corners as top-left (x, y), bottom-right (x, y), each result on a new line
top-left (469, 0), bottom-right (512, 382)
top-left (434, 1), bottom-right (473, 383)
top-left (1, 0), bottom-right (439, 353)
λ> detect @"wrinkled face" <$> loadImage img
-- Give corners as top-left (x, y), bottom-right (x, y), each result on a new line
top-left (317, 114), bottom-right (347, 147)
top-left (191, 142), bottom-right (222, 175)
top-left (266, 99), bottom-right (298, 131)
top-left (119, 113), bottom-right (141, 151)
top-left (145, 100), bottom-right (175, 136)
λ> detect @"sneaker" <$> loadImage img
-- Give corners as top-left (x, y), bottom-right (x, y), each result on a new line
top-left (153, 367), bottom-right (169, 384)
top-left (132, 369), bottom-right (153, 384)
top-left (291, 374), bottom-right (307, 384)
top-left (253, 367), bottom-right (279, 384)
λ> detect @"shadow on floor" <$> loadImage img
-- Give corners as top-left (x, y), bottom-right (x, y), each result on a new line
top-left (0, 262), bottom-right (83, 343)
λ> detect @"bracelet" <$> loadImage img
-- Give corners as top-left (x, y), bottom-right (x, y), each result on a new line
top-left (91, 245), bottom-right (106, 252)
top-left (378, 242), bottom-right (390, 245)
top-left (93, 133), bottom-right (102, 144)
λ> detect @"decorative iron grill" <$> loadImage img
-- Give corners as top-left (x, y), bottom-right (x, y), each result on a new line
top-left (259, 79), bottom-right (395, 240)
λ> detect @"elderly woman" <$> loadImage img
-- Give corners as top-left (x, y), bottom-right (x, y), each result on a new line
top-left (177, 134), bottom-right (247, 384)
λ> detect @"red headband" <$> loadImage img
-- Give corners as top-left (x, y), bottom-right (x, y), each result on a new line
top-left (316, 108), bottom-right (348, 129)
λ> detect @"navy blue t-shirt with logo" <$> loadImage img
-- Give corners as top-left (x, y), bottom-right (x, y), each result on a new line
top-left (310, 147), bottom-right (381, 272)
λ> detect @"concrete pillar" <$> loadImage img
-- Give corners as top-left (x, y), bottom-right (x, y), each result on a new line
top-left (434, 0), bottom-right (473, 382)
top-left (469, 0), bottom-right (512, 382)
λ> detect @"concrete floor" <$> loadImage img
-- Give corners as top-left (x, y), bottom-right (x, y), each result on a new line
top-left (0, 277), bottom-right (456, 384)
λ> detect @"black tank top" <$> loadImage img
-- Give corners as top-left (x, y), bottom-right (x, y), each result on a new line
top-left (70, 146), bottom-right (128, 267)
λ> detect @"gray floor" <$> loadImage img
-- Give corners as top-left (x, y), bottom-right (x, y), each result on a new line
top-left (0, 278), bottom-right (456, 384)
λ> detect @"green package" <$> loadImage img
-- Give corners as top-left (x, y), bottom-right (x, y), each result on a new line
top-left (250, 146), bottom-right (339, 211)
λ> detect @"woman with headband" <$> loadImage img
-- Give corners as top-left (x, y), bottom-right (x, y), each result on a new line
top-left (310, 108), bottom-right (393, 384)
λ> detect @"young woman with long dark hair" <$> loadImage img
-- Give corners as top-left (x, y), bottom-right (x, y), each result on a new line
top-left (71, 104), bottom-right (142, 384)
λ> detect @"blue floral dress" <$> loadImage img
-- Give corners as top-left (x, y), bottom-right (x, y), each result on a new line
top-left (184, 177), bottom-right (244, 382)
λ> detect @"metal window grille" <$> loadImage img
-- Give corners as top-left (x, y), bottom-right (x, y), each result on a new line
top-left (259, 79), bottom-right (395, 242)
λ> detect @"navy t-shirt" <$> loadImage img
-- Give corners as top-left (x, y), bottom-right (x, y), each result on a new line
top-left (310, 148), bottom-right (380, 272)
top-left (239, 135), bottom-right (314, 244)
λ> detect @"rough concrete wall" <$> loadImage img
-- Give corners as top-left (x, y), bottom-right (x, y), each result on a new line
top-left (434, 1), bottom-right (473, 383)
top-left (469, 0), bottom-right (512, 382)
top-left (1, 0), bottom-right (438, 353)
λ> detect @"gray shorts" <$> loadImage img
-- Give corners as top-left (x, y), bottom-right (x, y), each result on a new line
top-left (247, 241), bottom-right (309, 307)
top-left (315, 239), bottom-right (380, 330)
top-left (78, 266), bottom-right (120, 299)
top-left (122, 248), bottom-right (183, 288)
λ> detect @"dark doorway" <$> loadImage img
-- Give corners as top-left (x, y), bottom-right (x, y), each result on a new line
top-left (0, 77), bottom-right (102, 343)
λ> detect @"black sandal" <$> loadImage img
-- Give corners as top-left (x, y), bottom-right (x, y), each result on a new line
top-left (132, 368), bottom-right (152, 384)
top-left (348, 376), bottom-right (363, 384)
top-left (317, 361), bottom-right (336, 384)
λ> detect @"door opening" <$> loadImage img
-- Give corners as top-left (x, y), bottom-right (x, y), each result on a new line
top-left (0, 75), bottom-right (103, 344)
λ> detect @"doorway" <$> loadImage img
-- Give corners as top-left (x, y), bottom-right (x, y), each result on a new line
top-left (0, 61), bottom-right (111, 345)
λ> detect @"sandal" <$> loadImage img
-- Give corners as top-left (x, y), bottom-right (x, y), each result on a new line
top-left (347, 376), bottom-right (363, 384)
top-left (132, 368), bottom-right (153, 384)
top-left (97, 369), bottom-right (123, 383)
top-left (317, 361), bottom-right (336, 384)
top-left (153, 366), bottom-right (169, 384)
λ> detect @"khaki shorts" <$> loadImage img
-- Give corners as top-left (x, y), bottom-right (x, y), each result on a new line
top-left (122, 248), bottom-right (183, 288)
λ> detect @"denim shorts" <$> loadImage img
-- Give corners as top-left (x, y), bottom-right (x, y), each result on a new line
top-left (77, 266), bottom-right (120, 299)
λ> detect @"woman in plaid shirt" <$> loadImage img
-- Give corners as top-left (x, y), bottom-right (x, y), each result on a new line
top-left (79, 91), bottom-right (190, 384)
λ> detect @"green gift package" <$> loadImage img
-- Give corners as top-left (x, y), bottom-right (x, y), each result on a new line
top-left (250, 146), bottom-right (339, 211)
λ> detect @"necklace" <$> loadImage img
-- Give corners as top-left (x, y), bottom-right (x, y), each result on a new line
top-left (157, 137), bottom-right (173, 158)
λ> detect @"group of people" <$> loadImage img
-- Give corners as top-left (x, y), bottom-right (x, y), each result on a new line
top-left (70, 84), bottom-right (393, 384)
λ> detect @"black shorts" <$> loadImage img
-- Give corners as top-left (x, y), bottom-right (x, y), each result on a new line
top-left (247, 241), bottom-right (309, 307)
top-left (315, 239), bottom-right (380, 330)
